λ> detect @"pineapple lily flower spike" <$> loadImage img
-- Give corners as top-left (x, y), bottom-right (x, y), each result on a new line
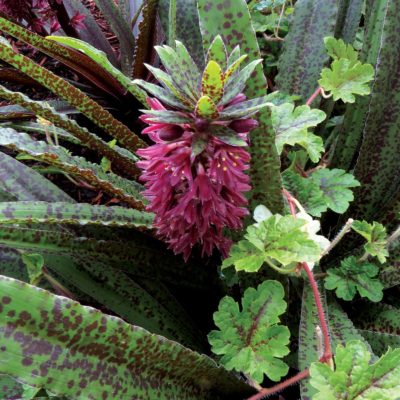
top-left (134, 36), bottom-right (272, 261)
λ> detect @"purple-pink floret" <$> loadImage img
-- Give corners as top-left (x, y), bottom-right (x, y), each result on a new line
top-left (137, 97), bottom-right (256, 261)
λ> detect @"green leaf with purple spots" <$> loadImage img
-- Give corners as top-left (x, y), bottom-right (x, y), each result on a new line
top-left (0, 202), bottom-right (153, 230)
top-left (0, 84), bottom-right (140, 180)
top-left (208, 280), bottom-right (290, 383)
top-left (143, 109), bottom-right (192, 124)
top-left (195, 95), bottom-right (219, 119)
top-left (224, 54), bottom-right (248, 82)
top-left (0, 129), bottom-right (145, 210)
top-left (0, 275), bottom-right (252, 399)
top-left (201, 61), bottom-right (224, 103)
top-left (198, 0), bottom-right (284, 213)
top-left (0, 42), bottom-right (145, 154)
top-left (206, 35), bottom-right (227, 69)
top-left (210, 125), bottom-right (247, 147)
top-left (219, 95), bottom-right (273, 119)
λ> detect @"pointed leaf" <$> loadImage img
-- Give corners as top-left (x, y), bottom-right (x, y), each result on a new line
top-left (143, 109), bottom-right (192, 124)
top-left (210, 125), bottom-right (247, 147)
top-left (206, 35), bottom-right (227, 70)
top-left (219, 95), bottom-right (272, 119)
top-left (224, 54), bottom-right (248, 82)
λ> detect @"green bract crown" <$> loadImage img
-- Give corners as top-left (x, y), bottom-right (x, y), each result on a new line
top-left (134, 35), bottom-right (272, 122)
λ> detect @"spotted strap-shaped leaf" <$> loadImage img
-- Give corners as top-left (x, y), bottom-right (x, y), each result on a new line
top-left (224, 54), bottom-right (248, 83)
top-left (0, 130), bottom-right (145, 210)
top-left (219, 95), bottom-right (273, 119)
top-left (210, 125), bottom-right (247, 147)
top-left (142, 109), bottom-right (192, 124)
top-left (201, 60), bottom-right (224, 103)
top-left (0, 275), bottom-right (253, 399)
top-left (0, 202), bottom-right (153, 230)
top-left (0, 86), bottom-right (140, 178)
top-left (195, 95), bottom-right (219, 119)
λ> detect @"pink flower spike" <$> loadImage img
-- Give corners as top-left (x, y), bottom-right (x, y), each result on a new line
top-left (70, 12), bottom-right (86, 30)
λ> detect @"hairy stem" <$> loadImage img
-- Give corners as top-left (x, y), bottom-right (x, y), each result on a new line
top-left (321, 218), bottom-right (354, 257)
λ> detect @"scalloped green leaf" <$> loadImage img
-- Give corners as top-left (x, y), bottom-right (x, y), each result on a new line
top-left (352, 220), bottom-right (389, 263)
top-left (0, 275), bottom-right (252, 399)
top-left (324, 36), bottom-right (358, 64)
top-left (272, 103), bottom-right (326, 162)
top-left (310, 340), bottom-right (400, 400)
top-left (319, 59), bottom-right (374, 103)
top-left (208, 280), bottom-right (290, 383)
top-left (324, 256), bottom-right (384, 302)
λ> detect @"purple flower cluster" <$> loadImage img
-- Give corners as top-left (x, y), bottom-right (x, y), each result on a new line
top-left (137, 97), bottom-right (257, 261)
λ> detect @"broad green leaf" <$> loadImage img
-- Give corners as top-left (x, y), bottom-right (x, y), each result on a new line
top-left (283, 168), bottom-right (360, 217)
top-left (324, 36), bottom-right (358, 64)
top-left (195, 95), bottom-right (219, 119)
top-left (319, 59), bottom-right (374, 103)
top-left (334, 0), bottom-right (364, 44)
top-left (324, 256), bottom-right (384, 302)
top-left (271, 103), bottom-right (326, 162)
top-left (0, 374), bottom-right (25, 400)
top-left (310, 340), bottom-right (400, 400)
top-left (92, 0), bottom-right (136, 76)
top-left (0, 42), bottom-right (145, 153)
top-left (352, 220), bottom-right (388, 263)
top-left (276, 0), bottom-right (339, 100)
top-left (208, 280), bottom-right (290, 383)
top-left (201, 61), bottom-right (224, 103)
top-left (0, 202), bottom-right (154, 230)
top-left (198, 0), bottom-right (284, 213)
top-left (223, 215), bottom-right (321, 272)
top-left (46, 36), bottom-right (146, 104)
top-left (0, 275), bottom-right (252, 399)
top-left (0, 152), bottom-right (73, 203)
top-left (0, 130), bottom-right (145, 209)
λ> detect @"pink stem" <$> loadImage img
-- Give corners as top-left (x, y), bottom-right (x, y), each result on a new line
top-left (306, 87), bottom-right (322, 106)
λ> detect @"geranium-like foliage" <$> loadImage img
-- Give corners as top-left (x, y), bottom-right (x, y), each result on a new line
top-left (222, 214), bottom-right (321, 273)
top-left (282, 168), bottom-right (360, 217)
top-left (319, 37), bottom-right (374, 103)
top-left (324, 256), bottom-right (384, 302)
top-left (208, 280), bottom-right (290, 383)
top-left (272, 103), bottom-right (326, 162)
top-left (352, 220), bottom-right (388, 263)
top-left (310, 340), bottom-right (400, 399)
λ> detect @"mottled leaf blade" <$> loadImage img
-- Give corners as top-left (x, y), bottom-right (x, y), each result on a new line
top-left (0, 130), bottom-right (145, 209)
top-left (0, 43), bottom-right (145, 154)
top-left (92, 0), bottom-right (136, 76)
top-left (0, 202), bottom-right (153, 230)
top-left (0, 89), bottom-right (140, 178)
top-left (198, 0), bottom-right (283, 213)
top-left (0, 152), bottom-right (73, 203)
top-left (0, 275), bottom-right (253, 399)
top-left (335, 0), bottom-right (364, 43)
top-left (276, 0), bottom-right (339, 101)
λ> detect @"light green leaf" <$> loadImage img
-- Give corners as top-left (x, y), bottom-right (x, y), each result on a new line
top-left (310, 340), bottom-right (400, 400)
top-left (324, 36), bottom-right (358, 64)
top-left (352, 220), bottom-right (388, 263)
top-left (201, 60), bottom-right (224, 103)
top-left (319, 59), bottom-right (374, 103)
top-left (223, 215), bottom-right (321, 272)
top-left (208, 280), bottom-right (290, 383)
top-left (272, 103), bottom-right (326, 162)
top-left (195, 95), bottom-right (219, 119)
top-left (206, 35), bottom-right (227, 70)
top-left (21, 253), bottom-right (44, 285)
top-left (324, 256), bottom-right (384, 302)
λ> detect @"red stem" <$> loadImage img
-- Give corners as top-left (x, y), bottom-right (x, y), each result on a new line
top-left (247, 190), bottom-right (333, 399)
top-left (247, 369), bottom-right (310, 400)
top-left (306, 87), bottom-right (322, 106)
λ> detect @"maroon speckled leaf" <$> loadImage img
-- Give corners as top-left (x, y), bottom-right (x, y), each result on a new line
top-left (198, 0), bottom-right (284, 213)
top-left (0, 275), bottom-right (254, 399)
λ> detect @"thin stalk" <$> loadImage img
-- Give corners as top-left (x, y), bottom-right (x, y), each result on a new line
top-left (168, 0), bottom-right (177, 48)
top-left (247, 369), bottom-right (310, 400)
top-left (306, 87), bottom-right (322, 106)
top-left (131, 2), bottom-right (145, 29)
top-left (388, 225), bottom-right (400, 245)
top-left (321, 218), bottom-right (354, 257)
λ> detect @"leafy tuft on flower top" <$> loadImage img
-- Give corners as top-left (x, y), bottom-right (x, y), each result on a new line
top-left (135, 36), bottom-right (272, 260)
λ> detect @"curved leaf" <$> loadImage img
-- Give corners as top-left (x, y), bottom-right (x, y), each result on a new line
top-left (0, 275), bottom-right (253, 399)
